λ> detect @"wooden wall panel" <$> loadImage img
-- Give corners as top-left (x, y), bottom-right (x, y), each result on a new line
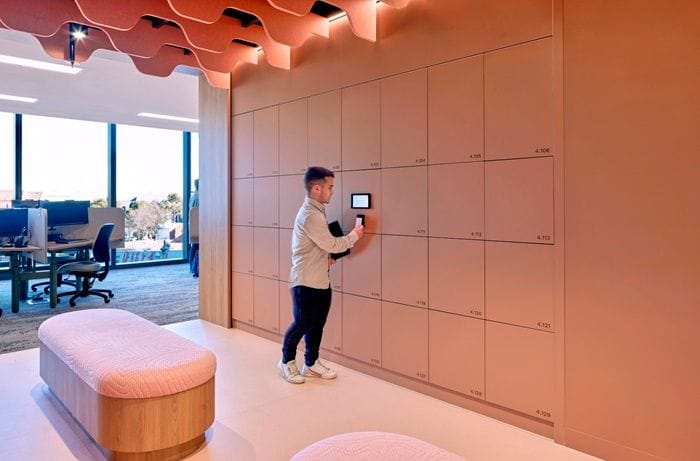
top-left (199, 75), bottom-right (230, 327)
top-left (563, 2), bottom-right (700, 460)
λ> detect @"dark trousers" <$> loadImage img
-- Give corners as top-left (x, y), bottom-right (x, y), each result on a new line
top-left (282, 285), bottom-right (332, 366)
top-left (189, 244), bottom-right (199, 276)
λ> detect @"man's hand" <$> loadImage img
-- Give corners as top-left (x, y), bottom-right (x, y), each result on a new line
top-left (328, 256), bottom-right (337, 265)
top-left (353, 224), bottom-right (365, 239)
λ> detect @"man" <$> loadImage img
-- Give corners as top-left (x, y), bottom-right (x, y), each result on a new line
top-left (279, 167), bottom-right (364, 384)
top-left (189, 178), bottom-right (200, 277)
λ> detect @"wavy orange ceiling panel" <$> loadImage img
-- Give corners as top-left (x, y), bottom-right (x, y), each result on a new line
top-left (179, 18), bottom-right (290, 69)
top-left (73, 0), bottom-right (172, 31)
top-left (0, 0), bottom-right (86, 37)
top-left (1, 0), bottom-right (406, 87)
top-left (167, 0), bottom-right (329, 47)
top-left (129, 45), bottom-right (229, 88)
top-left (34, 27), bottom-right (115, 63)
top-left (268, 0), bottom-right (377, 42)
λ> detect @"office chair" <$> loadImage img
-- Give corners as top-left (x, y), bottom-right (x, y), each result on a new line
top-left (57, 223), bottom-right (115, 307)
top-left (31, 254), bottom-right (78, 295)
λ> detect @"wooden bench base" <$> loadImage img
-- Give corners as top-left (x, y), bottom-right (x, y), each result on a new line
top-left (40, 342), bottom-right (214, 460)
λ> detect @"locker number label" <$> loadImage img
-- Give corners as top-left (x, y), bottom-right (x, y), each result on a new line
top-left (370, 162), bottom-right (380, 168)
top-left (371, 358), bottom-right (381, 365)
top-left (537, 321), bottom-right (552, 330)
top-left (469, 309), bottom-right (483, 317)
top-left (333, 346), bottom-right (341, 352)
top-left (536, 409), bottom-right (552, 418)
top-left (469, 153), bottom-right (482, 159)
top-left (416, 372), bottom-right (427, 379)
top-left (470, 231), bottom-right (483, 238)
top-left (415, 158), bottom-right (426, 164)
top-left (371, 292), bottom-right (381, 298)
top-left (535, 147), bottom-right (550, 154)
top-left (537, 234), bottom-right (552, 241)
top-left (469, 389), bottom-right (483, 397)
top-left (416, 300), bottom-right (427, 307)
top-left (332, 165), bottom-right (341, 170)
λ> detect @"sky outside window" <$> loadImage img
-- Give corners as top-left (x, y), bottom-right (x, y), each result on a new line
top-left (22, 115), bottom-right (107, 201)
top-left (116, 124), bottom-right (182, 204)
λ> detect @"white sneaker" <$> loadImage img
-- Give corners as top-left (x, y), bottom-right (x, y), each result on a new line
top-left (278, 360), bottom-right (305, 384)
top-left (302, 360), bottom-right (337, 379)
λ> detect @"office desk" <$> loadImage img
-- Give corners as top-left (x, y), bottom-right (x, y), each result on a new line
top-left (45, 238), bottom-right (123, 308)
top-left (0, 246), bottom-right (41, 314)
top-left (46, 240), bottom-right (92, 308)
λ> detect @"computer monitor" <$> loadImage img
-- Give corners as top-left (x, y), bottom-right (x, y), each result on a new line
top-left (0, 209), bottom-right (28, 238)
top-left (41, 200), bottom-right (90, 228)
top-left (11, 199), bottom-right (40, 208)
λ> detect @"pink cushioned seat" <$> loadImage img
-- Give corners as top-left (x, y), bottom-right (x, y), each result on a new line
top-left (38, 309), bottom-right (216, 399)
top-left (291, 431), bottom-right (466, 461)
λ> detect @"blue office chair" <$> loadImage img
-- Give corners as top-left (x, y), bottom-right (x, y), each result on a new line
top-left (57, 223), bottom-right (114, 307)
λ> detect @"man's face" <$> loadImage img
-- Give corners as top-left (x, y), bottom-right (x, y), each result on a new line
top-left (315, 177), bottom-right (334, 204)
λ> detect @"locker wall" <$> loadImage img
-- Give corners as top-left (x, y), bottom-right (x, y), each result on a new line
top-left (230, 29), bottom-right (556, 441)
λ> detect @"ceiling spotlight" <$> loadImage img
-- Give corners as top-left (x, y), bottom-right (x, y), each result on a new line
top-left (68, 23), bottom-right (89, 67)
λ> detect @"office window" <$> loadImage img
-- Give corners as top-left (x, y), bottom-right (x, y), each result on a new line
top-left (0, 112), bottom-right (14, 208)
top-left (22, 115), bottom-right (107, 203)
top-left (117, 124), bottom-right (183, 262)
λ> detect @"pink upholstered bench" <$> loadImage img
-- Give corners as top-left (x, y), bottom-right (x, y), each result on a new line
top-left (38, 309), bottom-right (217, 461)
top-left (291, 431), bottom-right (466, 461)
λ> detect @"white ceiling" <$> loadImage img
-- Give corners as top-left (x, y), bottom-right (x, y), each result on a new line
top-left (0, 28), bottom-right (199, 132)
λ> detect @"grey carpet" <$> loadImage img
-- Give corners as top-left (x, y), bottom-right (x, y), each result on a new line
top-left (0, 263), bottom-right (199, 354)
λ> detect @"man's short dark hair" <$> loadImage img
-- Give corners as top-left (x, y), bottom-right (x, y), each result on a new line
top-left (304, 166), bottom-right (334, 193)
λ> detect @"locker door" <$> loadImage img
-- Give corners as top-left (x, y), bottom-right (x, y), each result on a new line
top-left (485, 241), bottom-right (554, 331)
top-left (342, 294), bottom-right (381, 366)
top-left (428, 162), bottom-right (484, 239)
top-left (342, 81), bottom-right (381, 170)
top-left (279, 174), bottom-right (304, 229)
top-left (381, 69), bottom-right (428, 167)
top-left (342, 233), bottom-right (381, 300)
top-left (329, 258), bottom-right (342, 292)
top-left (279, 99), bottom-right (308, 175)
top-left (253, 106), bottom-right (279, 176)
top-left (428, 238), bottom-right (484, 318)
top-left (253, 176), bottom-right (279, 228)
top-left (484, 38), bottom-right (553, 160)
top-left (232, 178), bottom-right (254, 226)
top-left (485, 322), bottom-right (554, 421)
top-left (254, 276), bottom-right (279, 334)
top-left (382, 301), bottom-right (428, 381)
top-left (326, 172), bottom-right (343, 226)
top-left (279, 282), bottom-right (306, 351)
top-left (381, 166), bottom-right (428, 237)
top-left (321, 292), bottom-right (342, 354)
top-left (428, 55), bottom-right (484, 164)
top-left (253, 227), bottom-right (279, 280)
top-left (382, 235), bottom-right (428, 309)
top-left (232, 272), bottom-right (254, 325)
top-left (308, 91), bottom-right (341, 171)
top-left (429, 310), bottom-right (484, 398)
top-left (279, 281), bottom-right (292, 335)
top-left (485, 157), bottom-right (553, 244)
top-left (232, 225), bottom-right (254, 275)
top-left (278, 228), bottom-right (292, 283)
top-left (341, 169), bottom-right (381, 234)
top-left (233, 113), bottom-right (254, 179)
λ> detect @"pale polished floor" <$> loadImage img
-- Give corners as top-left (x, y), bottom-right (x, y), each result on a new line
top-left (0, 319), bottom-right (601, 461)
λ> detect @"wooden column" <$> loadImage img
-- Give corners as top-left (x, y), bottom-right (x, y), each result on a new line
top-left (198, 75), bottom-right (231, 327)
